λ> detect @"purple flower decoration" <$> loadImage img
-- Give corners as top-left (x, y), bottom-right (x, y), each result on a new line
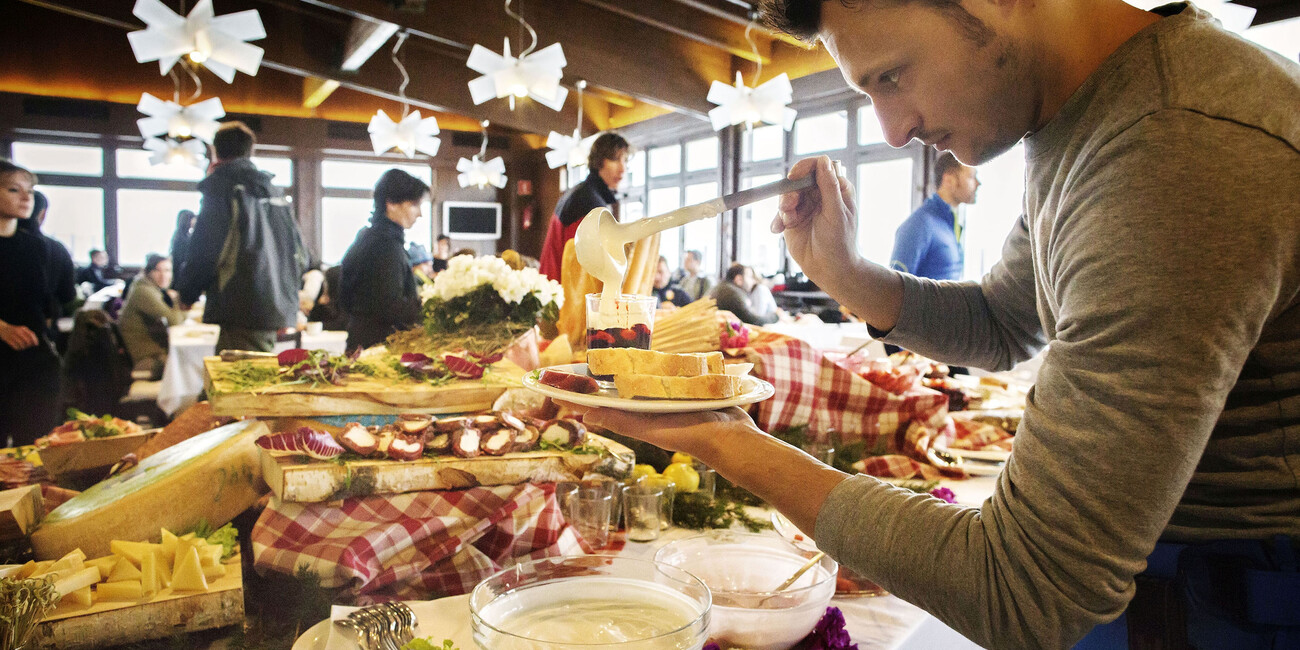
top-left (795, 607), bottom-right (858, 650)
top-left (930, 486), bottom-right (957, 503)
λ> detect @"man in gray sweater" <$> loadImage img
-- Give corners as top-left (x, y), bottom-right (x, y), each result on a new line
top-left (569, 1), bottom-right (1299, 648)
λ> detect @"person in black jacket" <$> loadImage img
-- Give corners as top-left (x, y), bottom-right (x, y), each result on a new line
top-left (76, 249), bottom-right (117, 293)
top-left (169, 209), bottom-right (197, 280)
top-left (175, 122), bottom-right (305, 352)
top-left (0, 162), bottom-right (62, 445)
top-left (21, 191), bottom-right (76, 320)
top-left (338, 169), bottom-right (431, 352)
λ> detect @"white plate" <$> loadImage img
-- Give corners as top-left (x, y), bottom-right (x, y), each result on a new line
top-left (933, 439), bottom-right (1012, 464)
top-left (292, 595), bottom-right (474, 650)
top-left (523, 363), bottom-right (775, 414)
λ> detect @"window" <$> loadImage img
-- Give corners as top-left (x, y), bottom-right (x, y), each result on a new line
top-left (858, 105), bottom-right (888, 146)
top-left (737, 174), bottom-right (785, 276)
top-left (35, 185), bottom-right (105, 264)
top-left (794, 111), bottom-right (848, 155)
top-left (681, 181), bottom-right (720, 274)
top-left (963, 143), bottom-right (1027, 280)
top-left (321, 160), bottom-right (432, 190)
top-left (648, 145), bottom-right (681, 178)
top-left (647, 187), bottom-right (682, 266)
top-left (116, 148), bottom-right (205, 182)
top-left (622, 201), bottom-right (644, 222)
top-left (116, 189), bottom-right (201, 266)
top-left (743, 124), bottom-right (784, 162)
top-left (624, 150), bottom-right (646, 189)
top-left (320, 197), bottom-right (432, 265)
top-left (684, 137), bottom-right (719, 172)
top-left (12, 142), bottom-right (103, 176)
top-left (251, 156), bottom-right (294, 188)
top-left (568, 165), bottom-right (588, 189)
top-left (855, 158), bottom-right (916, 267)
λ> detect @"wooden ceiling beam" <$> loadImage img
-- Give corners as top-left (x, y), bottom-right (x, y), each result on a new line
top-left (573, 0), bottom-right (772, 64)
top-left (665, 0), bottom-right (811, 48)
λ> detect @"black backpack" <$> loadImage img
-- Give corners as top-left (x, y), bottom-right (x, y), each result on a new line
top-left (209, 178), bottom-right (308, 329)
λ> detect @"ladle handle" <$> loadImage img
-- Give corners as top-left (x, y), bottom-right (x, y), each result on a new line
top-left (622, 172), bottom-right (819, 241)
top-left (722, 173), bottom-right (817, 212)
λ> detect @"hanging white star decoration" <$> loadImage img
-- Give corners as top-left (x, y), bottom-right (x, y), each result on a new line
top-left (127, 0), bottom-right (266, 84)
top-left (368, 109), bottom-right (441, 158)
top-left (143, 136), bottom-right (207, 168)
top-left (457, 155), bottom-right (508, 189)
top-left (544, 130), bottom-right (598, 170)
top-left (136, 93), bottom-right (225, 142)
top-left (707, 71), bottom-right (797, 131)
top-left (467, 38), bottom-right (568, 111)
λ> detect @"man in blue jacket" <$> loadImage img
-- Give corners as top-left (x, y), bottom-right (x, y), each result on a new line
top-left (889, 153), bottom-right (979, 281)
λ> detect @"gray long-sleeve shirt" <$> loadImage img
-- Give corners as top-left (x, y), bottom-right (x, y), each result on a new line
top-left (815, 5), bottom-right (1300, 649)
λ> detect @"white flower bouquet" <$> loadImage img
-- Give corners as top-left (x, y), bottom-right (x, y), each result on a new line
top-left (409, 254), bottom-right (563, 355)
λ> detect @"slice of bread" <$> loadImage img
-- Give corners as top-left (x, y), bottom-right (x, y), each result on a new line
top-left (614, 373), bottom-right (744, 400)
top-left (588, 348), bottom-right (724, 377)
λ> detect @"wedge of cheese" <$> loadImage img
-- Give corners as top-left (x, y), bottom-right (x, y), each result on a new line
top-left (96, 580), bottom-right (143, 601)
top-left (31, 420), bottom-right (268, 560)
top-left (171, 545), bottom-right (208, 592)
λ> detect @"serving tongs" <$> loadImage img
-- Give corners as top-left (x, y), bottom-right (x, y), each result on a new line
top-left (334, 601), bottom-right (418, 650)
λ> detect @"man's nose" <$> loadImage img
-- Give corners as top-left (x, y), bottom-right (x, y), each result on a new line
top-left (874, 100), bottom-right (921, 149)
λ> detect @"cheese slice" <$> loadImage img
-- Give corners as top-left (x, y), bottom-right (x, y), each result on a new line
top-left (31, 420), bottom-right (268, 560)
top-left (96, 580), bottom-right (143, 601)
top-left (153, 547), bottom-right (172, 588)
top-left (171, 545), bottom-right (208, 592)
top-left (140, 548), bottom-right (160, 596)
top-left (198, 543), bottom-right (223, 569)
top-left (85, 555), bottom-right (117, 579)
top-left (201, 562), bottom-right (227, 581)
top-left (53, 566), bottom-right (101, 598)
top-left (110, 540), bottom-right (161, 567)
top-left (107, 557), bottom-right (142, 582)
top-left (64, 585), bottom-right (93, 607)
top-left (160, 528), bottom-right (179, 563)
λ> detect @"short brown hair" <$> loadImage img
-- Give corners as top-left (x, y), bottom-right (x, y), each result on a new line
top-left (0, 160), bottom-right (36, 186)
top-left (724, 262), bottom-right (748, 284)
top-left (213, 121), bottom-right (256, 161)
top-left (761, 0), bottom-right (993, 46)
top-left (587, 132), bottom-right (629, 171)
top-left (934, 153), bottom-right (965, 184)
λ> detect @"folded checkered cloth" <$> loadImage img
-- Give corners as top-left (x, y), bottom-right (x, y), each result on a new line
top-left (744, 332), bottom-right (1013, 479)
top-left (251, 483), bottom-right (590, 603)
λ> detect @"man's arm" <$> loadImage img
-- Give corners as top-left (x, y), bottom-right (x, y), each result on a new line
top-left (174, 184), bottom-right (230, 306)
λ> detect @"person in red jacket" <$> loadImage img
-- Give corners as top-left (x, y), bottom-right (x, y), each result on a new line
top-left (538, 132), bottom-right (628, 281)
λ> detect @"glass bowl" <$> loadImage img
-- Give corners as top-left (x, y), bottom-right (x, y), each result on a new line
top-left (770, 511), bottom-right (887, 597)
top-left (470, 555), bottom-right (711, 649)
top-left (654, 531), bottom-right (837, 650)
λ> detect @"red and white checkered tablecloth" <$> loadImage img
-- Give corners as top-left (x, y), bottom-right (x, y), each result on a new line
top-left (743, 331), bottom-right (1012, 480)
top-left (251, 483), bottom-right (590, 604)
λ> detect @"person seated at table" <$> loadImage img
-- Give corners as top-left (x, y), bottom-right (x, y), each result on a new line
top-left (76, 249), bottom-right (117, 293)
top-left (651, 256), bottom-right (691, 308)
top-left (748, 271), bottom-right (781, 322)
top-left (308, 265), bottom-right (348, 333)
top-left (433, 234), bottom-right (451, 273)
top-left (709, 263), bottom-right (779, 326)
top-left (407, 242), bottom-right (435, 289)
top-left (338, 169), bottom-right (431, 351)
top-left (674, 250), bottom-right (715, 301)
top-left (119, 253), bottom-right (187, 379)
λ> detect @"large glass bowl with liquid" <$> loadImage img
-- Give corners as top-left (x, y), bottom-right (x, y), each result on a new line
top-left (470, 555), bottom-right (712, 650)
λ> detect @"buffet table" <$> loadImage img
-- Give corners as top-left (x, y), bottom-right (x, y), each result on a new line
top-left (156, 324), bottom-right (349, 415)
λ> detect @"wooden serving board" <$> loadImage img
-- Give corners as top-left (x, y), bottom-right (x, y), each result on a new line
top-left (37, 429), bottom-right (156, 478)
top-left (262, 433), bottom-right (635, 503)
top-left (204, 356), bottom-right (515, 417)
top-left (0, 484), bottom-right (42, 541)
top-left (33, 556), bottom-right (243, 649)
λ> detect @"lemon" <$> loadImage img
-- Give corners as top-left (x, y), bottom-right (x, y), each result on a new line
top-left (662, 462), bottom-right (700, 493)
top-left (631, 464), bottom-right (660, 480)
top-left (670, 452), bottom-right (694, 466)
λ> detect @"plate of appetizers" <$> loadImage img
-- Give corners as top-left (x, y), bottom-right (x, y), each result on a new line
top-left (524, 360), bottom-right (773, 414)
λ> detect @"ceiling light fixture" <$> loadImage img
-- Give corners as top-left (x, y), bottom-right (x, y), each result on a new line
top-left (144, 136), bottom-right (207, 168)
top-left (368, 31), bottom-right (441, 158)
top-left (466, 0), bottom-right (567, 111)
top-left (458, 120), bottom-right (508, 189)
top-left (706, 18), bottom-right (796, 131)
top-left (544, 80), bottom-right (597, 169)
top-left (127, 0), bottom-right (266, 84)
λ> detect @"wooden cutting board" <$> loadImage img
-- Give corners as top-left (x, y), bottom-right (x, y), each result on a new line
top-left (262, 433), bottom-right (635, 503)
top-left (37, 429), bottom-right (156, 478)
top-left (32, 556), bottom-right (243, 649)
top-left (204, 356), bottom-right (515, 417)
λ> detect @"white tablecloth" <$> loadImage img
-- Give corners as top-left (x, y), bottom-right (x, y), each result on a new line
top-left (156, 324), bottom-right (349, 416)
top-left (81, 283), bottom-right (124, 312)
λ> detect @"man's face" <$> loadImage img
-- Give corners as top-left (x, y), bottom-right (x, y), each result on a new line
top-left (387, 197), bottom-right (425, 230)
top-left (92, 252), bottom-right (108, 267)
top-left (654, 261), bottom-right (670, 289)
top-left (436, 239), bottom-right (451, 258)
top-left (950, 167), bottom-right (981, 204)
top-left (820, 1), bottom-right (1037, 165)
top-left (743, 268), bottom-right (757, 291)
top-left (149, 260), bottom-right (173, 288)
top-left (598, 150), bottom-right (628, 191)
top-left (683, 253), bottom-right (700, 274)
top-left (0, 172), bottom-right (34, 221)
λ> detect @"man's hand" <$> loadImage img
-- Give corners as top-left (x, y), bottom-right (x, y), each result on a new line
top-left (0, 322), bottom-right (40, 351)
top-left (772, 156), bottom-right (861, 290)
top-left (560, 404), bottom-right (759, 465)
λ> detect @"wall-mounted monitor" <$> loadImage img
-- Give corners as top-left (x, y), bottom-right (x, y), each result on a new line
top-left (442, 201), bottom-right (502, 241)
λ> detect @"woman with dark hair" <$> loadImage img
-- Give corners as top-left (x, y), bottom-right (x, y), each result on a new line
top-left (119, 253), bottom-right (186, 378)
top-left (0, 161), bottom-right (62, 445)
top-left (337, 169), bottom-right (431, 351)
top-left (169, 209), bottom-right (197, 279)
top-left (21, 190), bottom-right (77, 318)
top-left (538, 131), bottom-right (629, 281)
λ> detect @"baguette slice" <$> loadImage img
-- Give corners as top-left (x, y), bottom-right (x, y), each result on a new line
top-left (614, 373), bottom-right (744, 400)
top-left (588, 348), bottom-right (724, 377)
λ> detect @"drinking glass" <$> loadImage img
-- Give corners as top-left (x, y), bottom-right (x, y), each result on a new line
top-left (623, 484), bottom-right (666, 542)
top-left (585, 293), bottom-right (657, 378)
top-left (569, 488), bottom-right (613, 549)
top-left (640, 475), bottom-right (676, 530)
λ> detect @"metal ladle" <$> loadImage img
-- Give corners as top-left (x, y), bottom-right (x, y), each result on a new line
top-left (574, 173), bottom-right (817, 289)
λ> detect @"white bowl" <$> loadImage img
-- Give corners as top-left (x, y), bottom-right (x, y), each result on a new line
top-left (655, 532), bottom-right (837, 650)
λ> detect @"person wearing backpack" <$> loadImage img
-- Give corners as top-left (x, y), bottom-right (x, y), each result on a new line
top-left (175, 122), bottom-right (306, 353)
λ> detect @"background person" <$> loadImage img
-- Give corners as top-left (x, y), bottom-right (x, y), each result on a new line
top-left (118, 253), bottom-right (186, 379)
top-left (168, 209), bottom-right (197, 280)
top-left (407, 243), bottom-right (435, 289)
top-left (433, 234), bottom-right (451, 273)
top-left (889, 153), bottom-right (979, 280)
top-left (538, 132), bottom-right (629, 281)
top-left (174, 122), bottom-right (306, 353)
top-left (21, 190), bottom-right (76, 318)
top-left (675, 249), bottom-right (715, 301)
top-left (338, 169), bottom-right (431, 351)
top-left (0, 161), bottom-right (61, 445)
top-left (76, 248), bottom-right (116, 293)
top-left (651, 256), bottom-right (691, 308)
top-left (709, 263), bottom-right (778, 326)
